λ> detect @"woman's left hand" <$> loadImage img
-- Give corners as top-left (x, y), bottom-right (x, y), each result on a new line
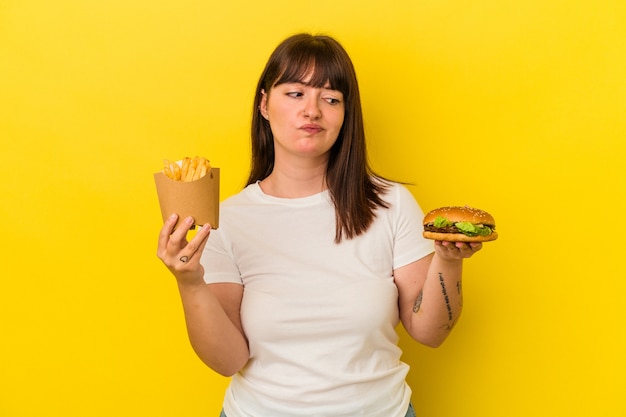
top-left (434, 240), bottom-right (482, 261)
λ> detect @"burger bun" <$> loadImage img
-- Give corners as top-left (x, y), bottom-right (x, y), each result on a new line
top-left (423, 206), bottom-right (498, 242)
top-left (422, 230), bottom-right (498, 242)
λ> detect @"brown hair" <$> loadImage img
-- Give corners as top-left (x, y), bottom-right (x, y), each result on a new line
top-left (248, 33), bottom-right (390, 242)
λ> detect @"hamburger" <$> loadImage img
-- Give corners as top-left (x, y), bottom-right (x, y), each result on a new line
top-left (423, 206), bottom-right (498, 242)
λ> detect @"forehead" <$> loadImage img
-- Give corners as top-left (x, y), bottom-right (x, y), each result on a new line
top-left (273, 58), bottom-right (344, 92)
top-left (276, 73), bottom-right (334, 90)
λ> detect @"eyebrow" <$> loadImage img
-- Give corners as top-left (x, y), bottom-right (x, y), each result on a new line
top-left (283, 81), bottom-right (338, 91)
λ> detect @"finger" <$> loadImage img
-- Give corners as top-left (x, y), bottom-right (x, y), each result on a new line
top-left (178, 224), bottom-right (212, 263)
top-left (458, 242), bottom-right (482, 258)
top-left (470, 242), bottom-right (483, 251)
top-left (440, 240), bottom-right (457, 250)
top-left (434, 240), bottom-right (447, 249)
top-left (157, 213), bottom-right (179, 259)
top-left (168, 216), bottom-right (196, 247)
top-left (456, 242), bottom-right (481, 250)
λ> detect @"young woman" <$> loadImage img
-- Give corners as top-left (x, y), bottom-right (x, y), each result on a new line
top-left (157, 33), bottom-right (483, 417)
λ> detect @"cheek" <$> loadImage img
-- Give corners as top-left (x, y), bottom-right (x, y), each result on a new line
top-left (331, 109), bottom-right (345, 130)
top-left (269, 100), bottom-right (292, 118)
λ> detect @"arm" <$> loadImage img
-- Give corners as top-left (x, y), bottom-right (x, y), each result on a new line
top-left (157, 214), bottom-right (249, 376)
top-left (176, 281), bottom-right (249, 376)
top-left (394, 241), bottom-right (482, 348)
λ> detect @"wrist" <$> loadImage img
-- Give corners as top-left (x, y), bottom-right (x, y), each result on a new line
top-left (176, 275), bottom-right (208, 293)
top-left (433, 250), bottom-right (464, 265)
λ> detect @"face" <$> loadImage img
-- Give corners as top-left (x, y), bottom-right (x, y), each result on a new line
top-left (259, 77), bottom-right (345, 162)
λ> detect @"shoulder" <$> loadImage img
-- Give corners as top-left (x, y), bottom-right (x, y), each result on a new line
top-left (221, 183), bottom-right (260, 207)
top-left (375, 180), bottom-right (427, 226)
top-left (377, 180), bottom-right (416, 207)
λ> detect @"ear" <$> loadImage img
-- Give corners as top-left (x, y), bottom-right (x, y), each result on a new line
top-left (259, 89), bottom-right (269, 120)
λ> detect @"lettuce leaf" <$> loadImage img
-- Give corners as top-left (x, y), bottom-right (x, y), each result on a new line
top-left (433, 216), bottom-right (454, 228)
top-left (431, 216), bottom-right (493, 236)
top-left (455, 221), bottom-right (493, 236)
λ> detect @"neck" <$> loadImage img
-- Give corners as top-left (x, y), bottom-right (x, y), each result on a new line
top-left (259, 161), bottom-right (328, 198)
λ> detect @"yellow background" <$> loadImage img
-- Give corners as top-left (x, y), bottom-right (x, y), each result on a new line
top-left (1, 0), bottom-right (624, 416)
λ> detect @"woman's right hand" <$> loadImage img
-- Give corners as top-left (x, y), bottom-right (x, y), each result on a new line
top-left (157, 213), bottom-right (212, 286)
top-left (157, 214), bottom-right (249, 375)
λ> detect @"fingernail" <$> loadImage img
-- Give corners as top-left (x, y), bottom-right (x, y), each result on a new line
top-left (185, 216), bottom-right (194, 224)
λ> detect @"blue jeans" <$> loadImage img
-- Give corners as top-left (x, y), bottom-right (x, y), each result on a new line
top-left (220, 402), bottom-right (416, 416)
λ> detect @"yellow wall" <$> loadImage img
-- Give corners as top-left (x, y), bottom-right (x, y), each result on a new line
top-left (1, 1), bottom-right (624, 416)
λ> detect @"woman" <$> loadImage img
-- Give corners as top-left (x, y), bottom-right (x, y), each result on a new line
top-left (157, 33), bottom-right (482, 417)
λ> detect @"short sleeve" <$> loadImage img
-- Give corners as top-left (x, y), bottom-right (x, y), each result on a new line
top-left (200, 226), bottom-right (243, 285)
top-left (390, 184), bottom-right (434, 269)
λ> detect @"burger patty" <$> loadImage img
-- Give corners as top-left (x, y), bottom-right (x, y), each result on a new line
top-left (423, 224), bottom-right (495, 233)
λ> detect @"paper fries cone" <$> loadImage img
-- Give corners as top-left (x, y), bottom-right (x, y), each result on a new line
top-left (154, 168), bottom-right (220, 229)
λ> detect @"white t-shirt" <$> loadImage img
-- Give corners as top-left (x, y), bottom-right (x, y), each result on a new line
top-left (201, 181), bottom-right (433, 417)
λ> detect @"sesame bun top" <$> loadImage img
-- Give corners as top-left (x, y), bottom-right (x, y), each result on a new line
top-left (423, 206), bottom-right (496, 226)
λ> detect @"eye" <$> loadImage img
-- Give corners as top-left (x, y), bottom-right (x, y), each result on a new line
top-left (322, 88), bottom-right (343, 105)
top-left (286, 91), bottom-right (304, 98)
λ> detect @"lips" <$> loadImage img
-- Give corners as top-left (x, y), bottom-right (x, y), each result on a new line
top-left (300, 124), bottom-right (323, 134)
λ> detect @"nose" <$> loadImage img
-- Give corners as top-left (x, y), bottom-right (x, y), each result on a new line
top-left (303, 95), bottom-right (321, 119)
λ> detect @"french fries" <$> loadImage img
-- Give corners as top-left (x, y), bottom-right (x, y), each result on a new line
top-left (163, 156), bottom-right (212, 182)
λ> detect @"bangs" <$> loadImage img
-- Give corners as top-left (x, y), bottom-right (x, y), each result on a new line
top-left (272, 45), bottom-right (349, 93)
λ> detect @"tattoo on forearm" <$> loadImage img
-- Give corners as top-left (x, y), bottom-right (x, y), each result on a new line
top-left (439, 273), bottom-right (453, 321)
top-left (413, 291), bottom-right (424, 313)
top-left (457, 280), bottom-right (462, 294)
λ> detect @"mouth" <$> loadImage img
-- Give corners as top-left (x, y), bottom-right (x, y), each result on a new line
top-left (300, 124), bottom-right (323, 134)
